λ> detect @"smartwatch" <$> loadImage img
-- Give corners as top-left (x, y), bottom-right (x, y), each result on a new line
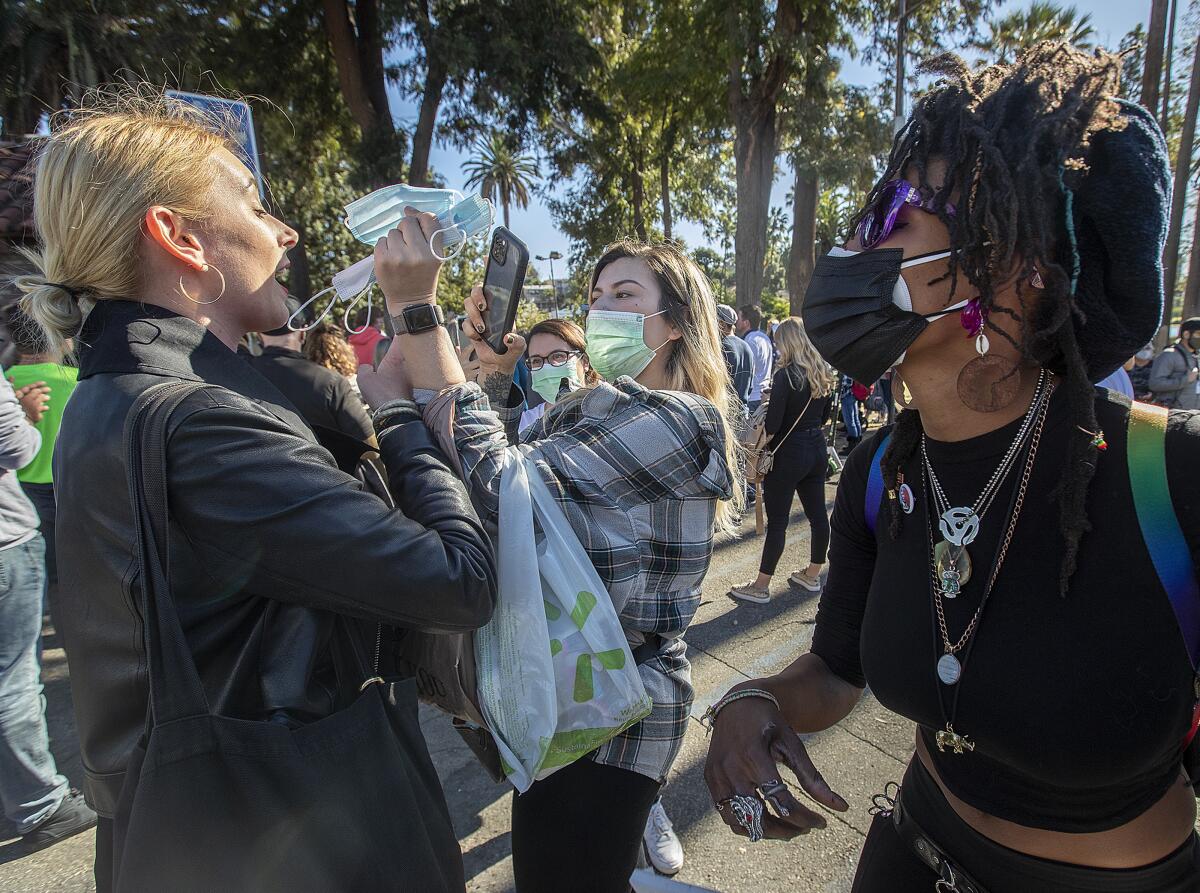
top-left (390, 301), bottom-right (444, 336)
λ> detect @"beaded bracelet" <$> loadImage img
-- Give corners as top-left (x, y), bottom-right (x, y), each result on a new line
top-left (700, 688), bottom-right (780, 736)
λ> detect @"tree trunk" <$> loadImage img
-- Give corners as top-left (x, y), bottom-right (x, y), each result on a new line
top-left (355, 0), bottom-right (391, 122)
top-left (732, 105), bottom-right (778, 309)
top-left (660, 148), bottom-right (673, 241)
top-left (409, 58), bottom-right (447, 187)
top-left (502, 196), bottom-right (510, 229)
top-left (1162, 32), bottom-right (1200, 332)
top-left (627, 136), bottom-right (647, 241)
top-left (726, 0), bottom-right (802, 309)
top-left (787, 168), bottom-right (819, 315)
top-left (1143, 0), bottom-right (1170, 115)
top-left (1162, 0), bottom-right (1179, 131)
top-left (320, 0), bottom-right (378, 134)
top-left (1182, 190), bottom-right (1200, 320)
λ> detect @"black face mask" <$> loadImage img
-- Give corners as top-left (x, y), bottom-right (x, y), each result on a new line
top-left (800, 247), bottom-right (965, 384)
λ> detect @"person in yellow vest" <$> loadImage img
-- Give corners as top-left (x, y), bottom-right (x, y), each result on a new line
top-left (5, 305), bottom-right (78, 587)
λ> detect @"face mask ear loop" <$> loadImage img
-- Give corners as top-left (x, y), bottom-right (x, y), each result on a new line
top-left (430, 225), bottom-right (465, 262)
top-left (288, 285), bottom-right (338, 332)
top-left (342, 284), bottom-right (374, 335)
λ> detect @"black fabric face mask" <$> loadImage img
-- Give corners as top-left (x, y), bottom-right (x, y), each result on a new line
top-left (801, 247), bottom-right (965, 384)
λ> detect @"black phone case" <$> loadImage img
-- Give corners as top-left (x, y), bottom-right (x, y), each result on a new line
top-left (482, 226), bottom-right (529, 354)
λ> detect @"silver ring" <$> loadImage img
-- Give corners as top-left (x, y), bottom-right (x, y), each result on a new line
top-left (727, 794), bottom-right (765, 842)
top-left (758, 779), bottom-right (790, 817)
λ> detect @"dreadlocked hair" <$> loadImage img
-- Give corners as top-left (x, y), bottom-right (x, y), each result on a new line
top-left (862, 43), bottom-right (1126, 596)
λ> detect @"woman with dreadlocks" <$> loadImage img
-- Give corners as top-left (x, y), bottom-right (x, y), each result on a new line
top-left (703, 44), bottom-right (1200, 891)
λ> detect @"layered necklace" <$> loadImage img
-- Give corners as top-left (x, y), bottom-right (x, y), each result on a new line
top-left (920, 369), bottom-right (1055, 755)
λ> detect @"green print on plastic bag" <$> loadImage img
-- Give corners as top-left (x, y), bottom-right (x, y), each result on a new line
top-left (544, 600), bottom-right (561, 622)
top-left (550, 639), bottom-right (563, 657)
top-left (570, 649), bottom-right (629, 702)
top-left (570, 590), bottom-right (596, 629)
top-left (574, 654), bottom-right (594, 702)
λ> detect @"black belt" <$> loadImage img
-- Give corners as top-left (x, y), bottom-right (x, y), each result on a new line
top-left (892, 792), bottom-right (990, 893)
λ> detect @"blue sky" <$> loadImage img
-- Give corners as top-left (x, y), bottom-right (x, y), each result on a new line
top-left (388, 1), bottom-right (1149, 278)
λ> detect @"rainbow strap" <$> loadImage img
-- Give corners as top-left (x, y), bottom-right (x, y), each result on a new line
top-left (864, 432), bottom-right (893, 535)
top-left (1128, 402), bottom-right (1200, 671)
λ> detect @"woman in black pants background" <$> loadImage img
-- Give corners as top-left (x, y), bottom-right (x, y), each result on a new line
top-left (731, 317), bottom-right (833, 604)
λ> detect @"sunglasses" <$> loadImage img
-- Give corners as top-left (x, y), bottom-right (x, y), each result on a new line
top-left (857, 179), bottom-right (957, 249)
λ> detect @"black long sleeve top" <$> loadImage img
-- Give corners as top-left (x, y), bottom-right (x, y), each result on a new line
top-left (764, 365), bottom-right (833, 451)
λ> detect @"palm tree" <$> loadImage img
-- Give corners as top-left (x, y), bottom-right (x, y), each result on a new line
top-left (461, 132), bottom-right (538, 228)
top-left (974, 2), bottom-right (1096, 65)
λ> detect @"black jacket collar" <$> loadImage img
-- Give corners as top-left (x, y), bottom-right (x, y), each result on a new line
top-left (77, 300), bottom-right (316, 442)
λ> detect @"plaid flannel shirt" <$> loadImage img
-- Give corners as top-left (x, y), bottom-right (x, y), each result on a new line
top-left (447, 378), bottom-right (732, 783)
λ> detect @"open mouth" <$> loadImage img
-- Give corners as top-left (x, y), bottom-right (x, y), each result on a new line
top-left (274, 261), bottom-right (290, 289)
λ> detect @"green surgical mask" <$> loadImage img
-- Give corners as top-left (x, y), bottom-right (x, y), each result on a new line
top-left (585, 309), bottom-right (669, 382)
top-left (530, 363), bottom-right (582, 405)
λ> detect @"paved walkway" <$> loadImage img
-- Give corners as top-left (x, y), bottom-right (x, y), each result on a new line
top-left (0, 484), bottom-right (917, 892)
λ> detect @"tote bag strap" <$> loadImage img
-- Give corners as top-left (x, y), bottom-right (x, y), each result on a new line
top-left (123, 380), bottom-right (215, 727)
top-left (863, 430), bottom-right (893, 536)
top-left (1127, 401), bottom-right (1200, 670)
top-left (766, 395), bottom-right (811, 455)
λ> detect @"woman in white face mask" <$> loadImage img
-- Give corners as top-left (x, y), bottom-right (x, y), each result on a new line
top-left (360, 229), bottom-right (743, 893)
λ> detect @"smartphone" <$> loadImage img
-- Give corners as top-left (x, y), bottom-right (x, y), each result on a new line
top-left (481, 227), bottom-right (529, 354)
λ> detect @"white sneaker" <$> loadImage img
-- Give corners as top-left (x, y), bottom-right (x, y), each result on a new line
top-left (643, 798), bottom-right (684, 876)
top-left (789, 570), bottom-right (822, 592)
top-left (728, 582), bottom-right (770, 604)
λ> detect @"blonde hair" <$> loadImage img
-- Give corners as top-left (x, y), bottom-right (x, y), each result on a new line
top-left (303, 324), bottom-right (359, 378)
top-left (774, 317), bottom-right (833, 398)
top-left (590, 239), bottom-right (745, 532)
top-left (12, 87), bottom-right (235, 360)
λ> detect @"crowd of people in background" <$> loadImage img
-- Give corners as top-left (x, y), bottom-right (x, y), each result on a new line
top-left (4, 39), bottom-right (1200, 893)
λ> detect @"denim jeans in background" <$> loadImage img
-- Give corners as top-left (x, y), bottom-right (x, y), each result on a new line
top-left (20, 482), bottom-right (56, 586)
top-left (841, 392), bottom-right (864, 441)
top-left (0, 534), bottom-right (68, 833)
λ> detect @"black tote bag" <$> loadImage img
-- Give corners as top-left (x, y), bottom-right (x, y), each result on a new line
top-left (110, 382), bottom-right (465, 892)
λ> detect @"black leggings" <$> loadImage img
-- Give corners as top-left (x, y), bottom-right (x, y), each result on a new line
top-left (852, 759), bottom-right (1200, 893)
top-left (759, 430), bottom-right (830, 575)
top-left (511, 755), bottom-right (661, 893)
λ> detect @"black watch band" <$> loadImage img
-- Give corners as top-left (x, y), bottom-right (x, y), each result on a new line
top-left (390, 301), bottom-right (444, 335)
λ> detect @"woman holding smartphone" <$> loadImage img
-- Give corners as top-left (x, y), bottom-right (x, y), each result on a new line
top-left (358, 226), bottom-right (740, 893)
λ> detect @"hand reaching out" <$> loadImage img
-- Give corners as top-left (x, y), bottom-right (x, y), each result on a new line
top-left (11, 380), bottom-right (49, 425)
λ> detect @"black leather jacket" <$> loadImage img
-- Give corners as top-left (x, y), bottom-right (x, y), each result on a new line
top-left (54, 301), bottom-right (496, 816)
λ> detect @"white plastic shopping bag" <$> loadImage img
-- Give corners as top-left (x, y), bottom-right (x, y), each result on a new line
top-left (474, 448), bottom-right (557, 792)
top-left (476, 448), bottom-right (652, 792)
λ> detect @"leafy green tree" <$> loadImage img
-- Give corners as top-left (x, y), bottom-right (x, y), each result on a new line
top-left (710, 0), bottom-right (993, 311)
top-left (319, 0), bottom-right (407, 187)
top-left (543, 1), bottom-right (727, 265)
top-left (972, 2), bottom-right (1096, 64)
top-left (397, 0), bottom-right (602, 186)
top-left (461, 131), bottom-right (538, 227)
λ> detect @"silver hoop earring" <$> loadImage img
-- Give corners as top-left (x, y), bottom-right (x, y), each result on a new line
top-left (179, 264), bottom-right (226, 306)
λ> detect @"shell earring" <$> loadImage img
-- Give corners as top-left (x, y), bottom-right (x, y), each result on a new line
top-left (178, 264), bottom-right (226, 306)
top-left (956, 298), bottom-right (1020, 412)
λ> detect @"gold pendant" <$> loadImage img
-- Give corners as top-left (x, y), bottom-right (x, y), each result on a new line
top-left (935, 723), bottom-right (975, 755)
top-left (934, 540), bottom-right (972, 587)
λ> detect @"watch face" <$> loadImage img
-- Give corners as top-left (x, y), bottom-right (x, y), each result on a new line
top-left (404, 303), bottom-right (439, 331)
